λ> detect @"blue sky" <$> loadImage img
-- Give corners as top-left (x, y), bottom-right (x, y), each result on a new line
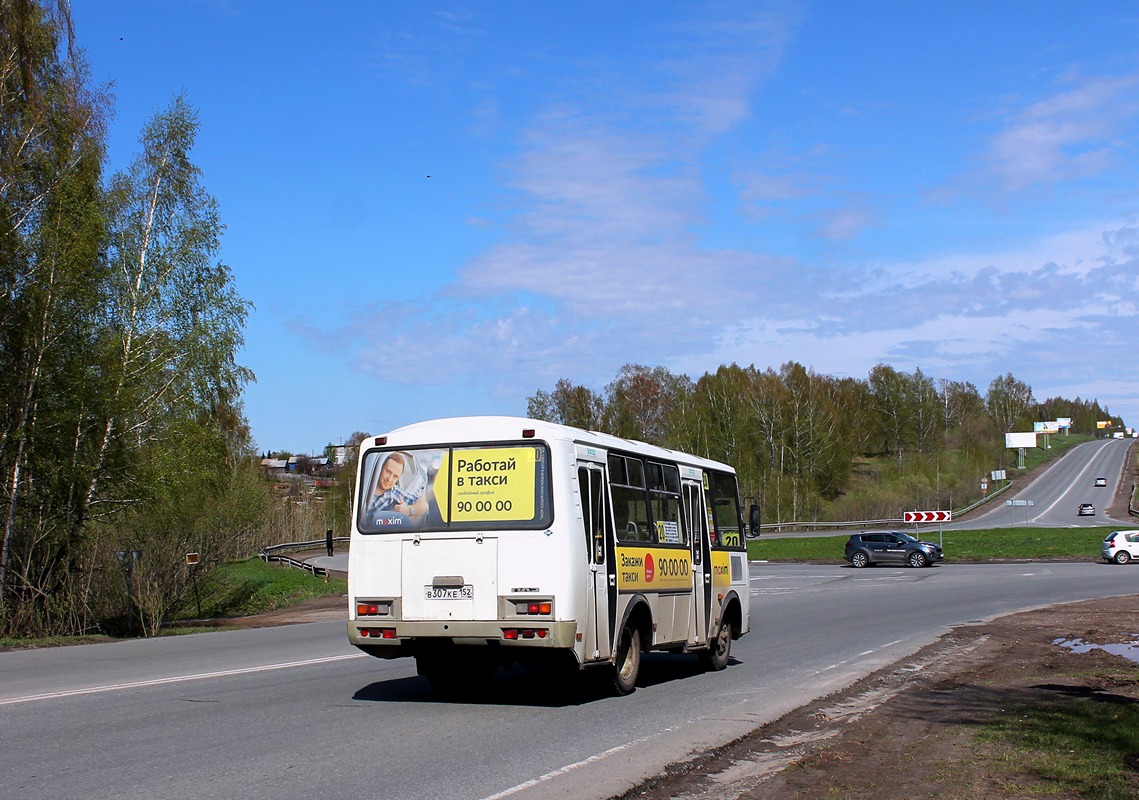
top-left (73, 2), bottom-right (1139, 454)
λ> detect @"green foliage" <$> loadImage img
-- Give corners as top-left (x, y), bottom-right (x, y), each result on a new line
top-left (603, 364), bottom-right (691, 444)
top-left (171, 558), bottom-right (345, 620)
top-left (1, 0), bottom-right (113, 635)
top-left (528, 361), bottom-right (1120, 529)
top-left (528, 379), bottom-right (604, 431)
top-left (99, 448), bottom-right (272, 635)
top-left (986, 372), bottom-right (1036, 433)
top-left (0, 5), bottom-right (260, 638)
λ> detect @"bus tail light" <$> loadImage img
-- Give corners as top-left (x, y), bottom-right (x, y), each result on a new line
top-left (515, 600), bottom-right (552, 615)
top-left (357, 601), bottom-right (392, 616)
top-left (502, 628), bottom-right (548, 640)
top-left (359, 627), bottom-right (396, 639)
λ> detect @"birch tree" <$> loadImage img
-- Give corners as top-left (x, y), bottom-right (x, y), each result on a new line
top-left (867, 363), bottom-right (913, 462)
top-left (93, 96), bottom-right (254, 633)
top-left (0, 0), bottom-right (108, 631)
top-left (985, 373), bottom-right (1034, 433)
top-left (603, 364), bottom-right (691, 445)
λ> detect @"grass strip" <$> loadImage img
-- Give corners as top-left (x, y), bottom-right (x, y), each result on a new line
top-left (747, 527), bottom-right (1121, 562)
top-left (975, 666), bottom-right (1139, 798)
top-left (174, 557), bottom-right (346, 620)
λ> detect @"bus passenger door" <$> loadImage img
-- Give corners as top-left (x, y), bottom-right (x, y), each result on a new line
top-left (577, 463), bottom-right (615, 661)
top-left (683, 479), bottom-right (710, 648)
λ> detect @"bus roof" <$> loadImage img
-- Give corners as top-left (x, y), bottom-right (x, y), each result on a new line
top-left (371, 415), bottom-right (735, 473)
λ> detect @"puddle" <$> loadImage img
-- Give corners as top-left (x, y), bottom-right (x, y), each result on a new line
top-left (1053, 635), bottom-right (1139, 663)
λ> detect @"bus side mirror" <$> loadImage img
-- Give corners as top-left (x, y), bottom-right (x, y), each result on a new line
top-left (748, 504), bottom-right (761, 538)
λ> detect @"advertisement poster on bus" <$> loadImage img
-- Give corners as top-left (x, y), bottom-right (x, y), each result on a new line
top-left (357, 444), bottom-right (550, 532)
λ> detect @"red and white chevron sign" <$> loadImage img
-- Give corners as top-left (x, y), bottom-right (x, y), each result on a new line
top-left (904, 510), bottom-right (952, 523)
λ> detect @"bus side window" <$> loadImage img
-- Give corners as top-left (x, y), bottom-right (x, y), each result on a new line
top-left (612, 485), bottom-right (651, 543)
top-left (609, 453), bottom-right (652, 544)
top-left (648, 462), bottom-right (683, 545)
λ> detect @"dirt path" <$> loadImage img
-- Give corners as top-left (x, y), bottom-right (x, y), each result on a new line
top-left (618, 592), bottom-right (1139, 800)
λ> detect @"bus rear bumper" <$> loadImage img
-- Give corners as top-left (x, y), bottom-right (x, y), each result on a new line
top-left (347, 619), bottom-right (578, 656)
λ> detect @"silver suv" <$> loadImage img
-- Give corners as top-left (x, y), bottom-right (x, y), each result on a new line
top-left (844, 531), bottom-right (943, 569)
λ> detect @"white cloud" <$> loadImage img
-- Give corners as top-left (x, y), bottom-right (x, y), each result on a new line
top-left (981, 73), bottom-right (1139, 192)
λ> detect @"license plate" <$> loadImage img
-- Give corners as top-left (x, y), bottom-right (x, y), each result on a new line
top-left (425, 585), bottom-right (473, 600)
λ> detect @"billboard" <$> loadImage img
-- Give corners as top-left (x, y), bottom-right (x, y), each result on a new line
top-left (1057, 417), bottom-right (1071, 429)
top-left (1005, 432), bottom-right (1037, 449)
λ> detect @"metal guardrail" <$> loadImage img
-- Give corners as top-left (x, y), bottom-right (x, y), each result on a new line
top-left (754, 518), bottom-right (897, 534)
top-left (754, 481), bottom-right (1014, 534)
top-left (259, 538), bottom-right (350, 576)
top-left (952, 480), bottom-right (1012, 516)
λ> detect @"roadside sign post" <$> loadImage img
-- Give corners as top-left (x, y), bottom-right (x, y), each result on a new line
top-left (903, 510), bottom-right (951, 547)
top-left (1005, 498), bottom-right (1034, 526)
top-left (186, 552), bottom-right (202, 617)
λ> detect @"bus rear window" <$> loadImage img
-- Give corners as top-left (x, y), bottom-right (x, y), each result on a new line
top-left (357, 443), bottom-right (552, 533)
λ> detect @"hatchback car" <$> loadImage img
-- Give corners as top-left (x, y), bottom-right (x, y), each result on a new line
top-left (1094, 476), bottom-right (1108, 487)
top-left (1078, 503), bottom-right (1096, 516)
top-left (1101, 530), bottom-right (1139, 564)
top-left (844, 531), bottom-right (943, 568)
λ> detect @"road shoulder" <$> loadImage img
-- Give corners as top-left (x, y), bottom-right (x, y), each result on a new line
top-left (616, 592), bottom-right (1139, 800)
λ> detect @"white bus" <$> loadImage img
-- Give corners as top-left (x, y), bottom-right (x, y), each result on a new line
top-left (347, 416), bottom-right (754, 695)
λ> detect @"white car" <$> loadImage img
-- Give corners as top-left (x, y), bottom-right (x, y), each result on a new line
top-left (1094, 476), bottom-right (1108, 487)
top-left (1101, 530), bottom-right (1139, 564)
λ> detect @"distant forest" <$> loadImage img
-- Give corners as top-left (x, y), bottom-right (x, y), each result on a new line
top-left (528, 363), bottom-right (1125, 524)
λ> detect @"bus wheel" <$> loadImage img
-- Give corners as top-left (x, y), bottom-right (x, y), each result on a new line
top-left (612, 622), bottom-right (642, 695)
top-left (701, 617), bottom-right (732, 671)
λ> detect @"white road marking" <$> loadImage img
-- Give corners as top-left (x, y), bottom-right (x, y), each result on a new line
top-left (0, 652), bottom-right (368, 706)
top-left (481, 720), bottom-right (694, 800)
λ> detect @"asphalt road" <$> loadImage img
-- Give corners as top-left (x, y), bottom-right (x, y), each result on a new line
top-left (762, 436), bottom-right (1135, 539)
top-left (963, 437), bottom-right (1132, 528)
top-left (3, 560), bottom-right (1138, 800)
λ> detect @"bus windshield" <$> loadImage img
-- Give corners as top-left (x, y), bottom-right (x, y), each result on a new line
top-left (357, 442), bottom-right (553, 534)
